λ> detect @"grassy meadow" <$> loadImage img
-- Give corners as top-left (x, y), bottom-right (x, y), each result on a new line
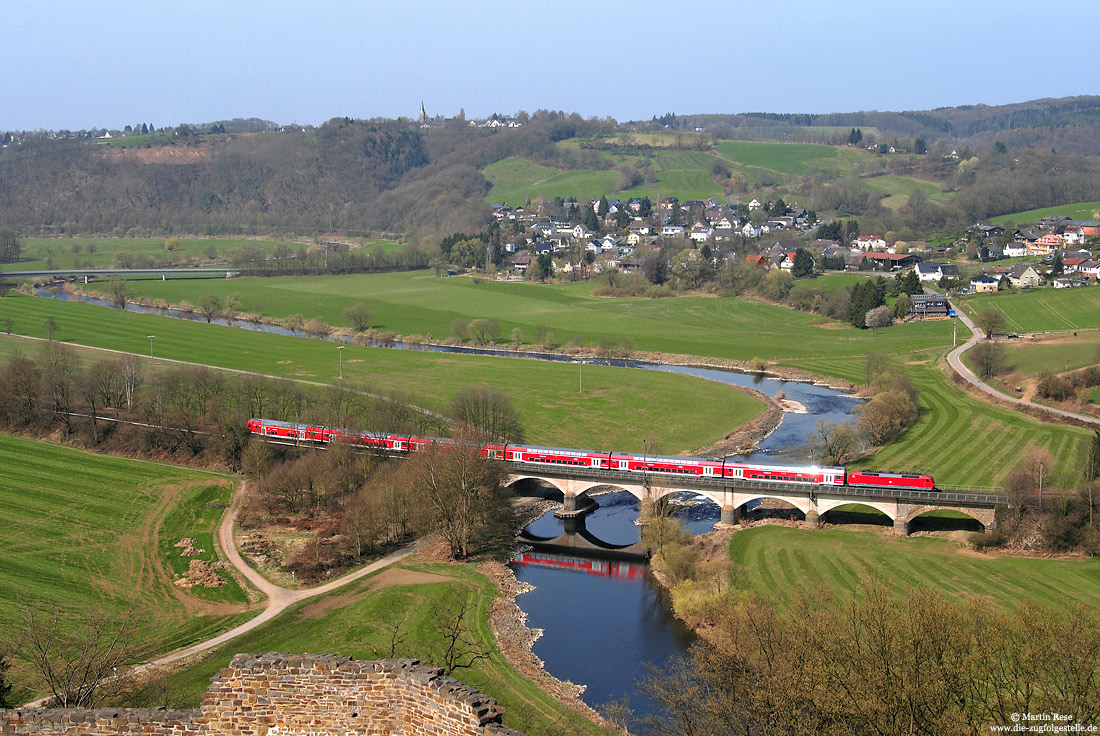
top-left (1000, 332), bottom-right (1100, 377)
top-left (0, 295), bottom-right (764, 453)
top-left (158, 563), bottom-right (612, 736)
top-left (786, 356), bottom-right (1089, 488)
top-left (0, 434), bottom-right (254, 697)
top-left (101, 269), bottom-right (956, 368)
top-left (990, 201), bottom-right (1100, 226)
top-left (957, 287), bottom-right (1100, 333)
top-left (482, 158), bottom-right (617, 205)
top-left (729, 526), bottom-right (1100, 610)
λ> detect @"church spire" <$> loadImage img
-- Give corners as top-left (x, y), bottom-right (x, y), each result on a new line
top-left (418, 101), bottom-right (427, 125)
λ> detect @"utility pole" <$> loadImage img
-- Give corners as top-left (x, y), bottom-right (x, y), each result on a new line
top-left (953, 317), bottom-right (957, 347)
top-left (147, 335), bottom-right (155, 362)
top-left (337, 345), bottom-right (344, 380)
top-left (1039, 460), bottom-right (1045, 512)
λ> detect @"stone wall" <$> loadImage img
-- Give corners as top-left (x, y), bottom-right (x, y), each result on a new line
top-left (1, 654), bottom-right (527, 736)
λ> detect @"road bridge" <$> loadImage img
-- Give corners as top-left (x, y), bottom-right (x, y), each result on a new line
top-left (507, 463), bottom-right (1001, 535)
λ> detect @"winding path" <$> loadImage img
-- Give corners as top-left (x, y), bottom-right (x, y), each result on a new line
top-left (945, 295), bottom-right (1100, 426)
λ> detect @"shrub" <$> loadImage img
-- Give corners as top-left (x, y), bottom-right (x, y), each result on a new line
top-left (1036, 372), bottom-right (1074, 402)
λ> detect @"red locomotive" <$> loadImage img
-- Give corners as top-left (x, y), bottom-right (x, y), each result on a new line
top-left (246, 418), bottom-right (934, 492)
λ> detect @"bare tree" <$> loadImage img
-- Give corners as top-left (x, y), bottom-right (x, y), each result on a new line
top-left (106, 277), bottom-right (130, 310)
top-left (970, 340), bottom-right (1006, 378)
top-left (975, 308), bottom-right (1007, 337)
top-left (342, 303), bottom-right (374, 332)
top-left (468, 318), bottom-right (499, 346)
top-left (368, 591), bottom-right (410, 659)
top-left (10, 607), bottom-right (147, 708)
top-left (197, 294), bottom-right (222, 323)
top-left (43, 317), bottom-right (58, 341)
top-left (38, 342), bottom-right (78, 433)
top-left (448, 385), bottom-right (525, 444)
top-left (431, 594), bottom-right (492, 675)
top-left (809, 419), bottom-right (859, 465)
top-left (0, 650), bottom-right (13, 708)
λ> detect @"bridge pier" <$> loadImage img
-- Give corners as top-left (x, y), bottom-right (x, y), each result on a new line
top-left (805, 510), bottom-right (821, 529)
top-left (554, 493), bottom-right (599, 519)
top-left (714, 504), bottom-right (741, 529)
top-left (893, 518), bottom-right (910, 536)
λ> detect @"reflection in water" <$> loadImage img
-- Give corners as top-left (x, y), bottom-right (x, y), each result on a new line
top-left (512, 552), bottom-right (647, 580)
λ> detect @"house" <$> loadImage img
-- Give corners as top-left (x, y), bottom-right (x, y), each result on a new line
top-left (1062, 257), bottom-right (1088, 273)
top-left (1008, 264), bottom-right (1042, 288)
top-left (1028, 233), bottom-right (1062, 256)
top-left (690, 223), bottom-right (715, 242)
top-left (625, 231), bottom-right (643, 246)
top-left (861, 252), bottom-right (919, 271)
top-left (571, 225), bottom-right (590, 240)
top-left (741, 223), bottom-right (762, 238)
top-left (1064, 248), bottom-right (1093, 260)
top-left (748, 198), bottom-right (763, 211)
top-left (975, 224), bottom-right (1005, 239)
top-left (661, 225), bottom-right (685, 238)
top-left (910, 294), bottom-right (949, 317)
top-left (714, 214), bottom-right (739, 231)
top-left (1003, 242), bottom-right (1028, 258)
top-left (853, 235), bottom-right (887, 251)
top-left (627, 223), bottom-right (652, 236)
top-left (1053, 277), bottom-right (1089, 289)
top-left (821, 244), bottom-right (849, 262)
top-left (770, 239), bottom-right (803, 255)
top-left (533, 241), bottom-right (554, 255)
top-left (511, 254), bottom-right (534, 272)
top-left (915, 262), bottom-right (948, 282)
top-left (1062, 228), bottom-right (1085, 245)
top-left (1013, 227), bottom-right (1043, 244)
top-left (1040, 215), bottom-right (1071, 231)
top-left (810, 238), bottom-right (839, 251)
top-left (660, 197), bottom-right (679, 211)
top-left (1079, 260), bottom-right (1100, 279)
top-left (970, 274), bottom-right (999, 293)
top-left (627, 197), bottom-right (644, 213)
top-left (745, 254), bottom-right (769, 269)
top-left (1066, 220), bottom-right (1100, 237)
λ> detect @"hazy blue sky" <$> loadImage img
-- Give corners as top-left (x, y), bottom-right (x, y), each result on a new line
top-left (4, 0), bottom-right (1096, 130)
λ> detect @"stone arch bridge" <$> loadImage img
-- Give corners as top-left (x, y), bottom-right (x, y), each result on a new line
top-left (508, 463), bottom-right (1001, 536)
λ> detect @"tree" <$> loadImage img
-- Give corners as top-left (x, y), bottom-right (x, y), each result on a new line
top-left (430, 593), bottom-right (492, 675)
top-left (285, 313), bottom-right (304, 336)
top-left (342, 303), bottom-right (374, 332)
top-left (44, 317), bottom-right (58, 341)
top-left (449, 319), bottom-right (469, 342)
top-left (106, 276), bottom-right (130, 309)
top-left (791, 248), bottom-right (814, 279)
top-left (410, 431), bottom-right (509, 559)
top-left (914, 137), bottom-right (928, 155)
top-left (10, 606), bottom-right (147, 707)
top-left (970, 340), bottom-right (1006, 378)
top-left (0, 229), bottom-right (22, 263)
top-left (900, 269), bottom-right (922, 295)
top-left (510, 327), bottom-right (523, 350)
top-left (0, 649), bottom-right (11, 707)
top-left (847, 128), bottom-right (863, 146)
top-left (809, 419), bottom-right (858, 465)
top-left (197, 294), bottom-right (222, 323)
top-left (467, 318), bottom-right (499, 346)
top-left (975, 308), bottom-right (1006, 337)
top-left (1085, 431), bottom-right (1100, 527)
top-left (448, 385), bottom-right (524, 444)
top-left (865, 305), bottom-right (892, 333)
top-left (893, 292), bottom-right (911, 319)
top-left (1052, 250), bottom-right (1064, 276)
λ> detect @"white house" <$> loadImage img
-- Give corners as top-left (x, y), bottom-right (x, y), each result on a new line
top-left (853, 235), bottom-right (887, 251)
top-left (661, 225), bottom-right (685, 238)
top-left (741, 223), bottom-right (761, 238)
top-left (748, 198), bottom-right (763, 211)
top-left (1002, 242), bottom-right (1028, 257)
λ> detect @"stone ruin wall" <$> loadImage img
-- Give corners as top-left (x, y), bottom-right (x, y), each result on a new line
top-left (1, 654), bottom-right (527, 736)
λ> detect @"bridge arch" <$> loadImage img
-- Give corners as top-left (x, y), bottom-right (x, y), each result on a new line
top-left (504, 475), bottom-right (648, 502)
top-left (904, 505), bottom-right (992, 532)
top-left (734, 494), bottom-right (812, 517)
top-left (815, 498), bottom-right (898, 521)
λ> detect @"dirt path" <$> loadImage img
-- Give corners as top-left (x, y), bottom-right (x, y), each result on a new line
top-left (22, 482), bottom-right (419, 707)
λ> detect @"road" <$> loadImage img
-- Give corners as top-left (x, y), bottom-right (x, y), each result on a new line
top-left (945, 296), bottom-right (1100, 426)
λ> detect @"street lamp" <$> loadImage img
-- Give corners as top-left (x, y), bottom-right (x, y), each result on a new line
top-left (147, 335), bottom-right (155, 362)
top-left (337, 345), bottom-right (344, 379)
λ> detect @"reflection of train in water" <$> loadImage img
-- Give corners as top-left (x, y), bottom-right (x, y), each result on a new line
top-left (246, 418), bottom-right (936, 492)
top-left (511, 552), bottom-right (647, 580)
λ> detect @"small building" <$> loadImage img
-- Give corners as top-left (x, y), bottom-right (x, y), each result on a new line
top-left (910, 294), bottom-right (949, 318)
top-left (661, 225), bottom-right (685, 238)
top-left (1053, 277), bottom-right (1089, 289)
top-left (1008, 264), bottom-right (1042, 288)
top-left (861, 252), bottom-right (920, 271)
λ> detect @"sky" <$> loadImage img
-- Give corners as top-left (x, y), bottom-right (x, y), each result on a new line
top-left (3, 0), bottom-right (1097, 131)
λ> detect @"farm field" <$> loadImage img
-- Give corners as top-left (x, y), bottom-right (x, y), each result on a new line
top-left (0, 295), bottom-right (764, 453)
top-left (1, 237), bottom-right (403, 273)
top-left (613, 150), bottom-right (725, 201)
top-left (786, 356), bottom-right (1089, 488)
top-left (0, 434), bottom-right (254, 698)
top-left (714, 140), bottom-right (875, 176)
top-left (482, 158), bottom-right (617, 206)
top-left (989, 201), bottom-right (1100, 226)
top-left (729, 526), bottom-right (1100, 610)
top-left (862, 174), bottom-right (945, 211)
top-left (157, 563), bottom-right (612, 736)
top-left (102, 269), bottom-right (956, 367)
top-left (957, 287), bottom-right (1100, 333)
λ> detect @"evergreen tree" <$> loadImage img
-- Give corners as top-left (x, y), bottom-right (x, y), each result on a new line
top-left (639, 196), bottom-right (653, 218)
top-left (1052, 251), bottom-right (1064, 276)
top-left (791, 248), bottom-right (814, 279)
top-left (597, 196), bottom-right (609, 218)
top-left (914, 137), bottom-right (927, 155)
top-left (583, 205), bottom-right (599, 232)
top-left (901, 269), bottom-right (923, 295)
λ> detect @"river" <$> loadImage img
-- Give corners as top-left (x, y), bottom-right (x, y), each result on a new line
top-left (30, 287), bottom-right (861, 722)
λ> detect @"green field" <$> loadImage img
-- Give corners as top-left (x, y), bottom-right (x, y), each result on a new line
top-left (2, 237), bottom-right (402, 274)
top-left (714, 140), bottom-right (873, 176)
top-left (958, 287), bottom-right (1100, 333)
top-left (483, 158), bottom-right (618, 206)
top-left (100, 270), bottom-right (955, 369)
top-left (990, 201), bottom-right (1100, 226)
top-left (862, 174), bottom-right (944, 211)
top-left (1001, 332), bottom-right (1100, 377)
top-left (0, 435), bottom-right (253, 697)
top-left (789, 356), bottom-right (1090, 488)
top-left (0, 295), bottom-right (763, 453)
top-left (729, 526), bottom-right (1100, 609)
top-left (614, 150), bottom-right (726, 202)
top-left (159, 563), bottom-right (610, 736)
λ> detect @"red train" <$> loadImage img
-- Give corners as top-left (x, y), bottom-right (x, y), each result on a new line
top-left (246, 418), bottom-right (935, 492)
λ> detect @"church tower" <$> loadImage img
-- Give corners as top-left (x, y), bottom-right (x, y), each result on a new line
top-left (418, 101), bottom-right (427, 125)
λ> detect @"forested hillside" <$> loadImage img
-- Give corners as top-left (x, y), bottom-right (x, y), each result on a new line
top-left (3, 98), bottom-right (1100, 242)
